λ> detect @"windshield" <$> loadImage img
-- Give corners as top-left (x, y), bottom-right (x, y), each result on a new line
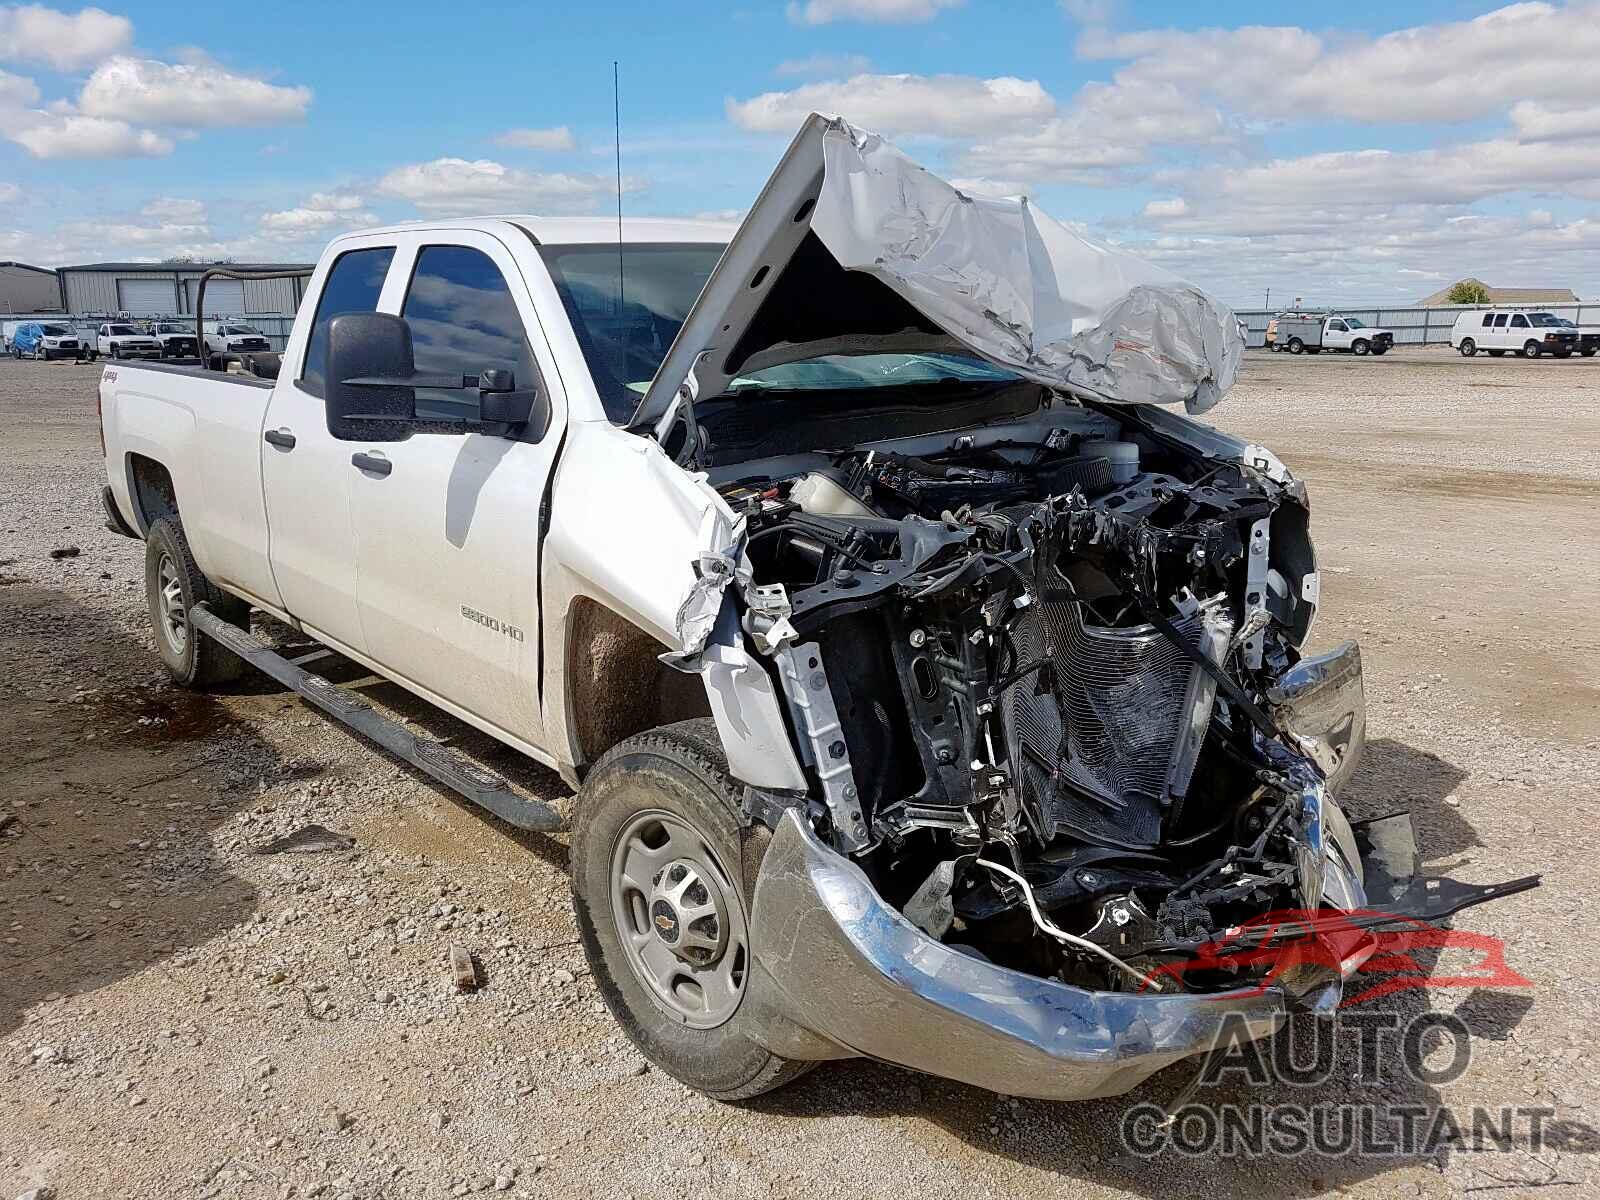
top-left (540, 242), bottom-right (726, 423)
top-left (224, 324), bottom-right (260, 335)
top-left (157, 324), bottom-right (186, 333)
top-left (1343, 318), bottom-right (1366, 329)
top-left (108, 324), bottom-right (138, 335)
top-left (1529, 312), bottom-right (1561, 327)
top-left (41, 325), bottom-right (70, 335)
top-left (730, 352), bottom-right (1017, 392)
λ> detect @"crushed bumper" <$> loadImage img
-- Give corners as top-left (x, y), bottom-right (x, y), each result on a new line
top-left (747, 810), bottom-right (1285, 1101)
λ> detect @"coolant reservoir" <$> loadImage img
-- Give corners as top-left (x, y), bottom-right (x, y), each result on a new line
top-left (790, 471), bottom-right (879, 519)
top-left (1085, 440), bottom-right (1140, 485)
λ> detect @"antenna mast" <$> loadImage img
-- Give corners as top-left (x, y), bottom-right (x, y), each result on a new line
top-left (613, 60), bottom-right (625, 312)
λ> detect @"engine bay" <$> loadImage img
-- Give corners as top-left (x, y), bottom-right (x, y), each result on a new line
top-left (705, 405), bottom-right (1355, 995)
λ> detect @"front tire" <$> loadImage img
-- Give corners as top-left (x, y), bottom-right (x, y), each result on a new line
top-left (1352, 339), bottom-right (1369, 356)
top-left (1523, 340), bottom-right (1542, 358)
top-left (1459, 339), bottom-right (1476, 357)
top-left (144, 517), bottom-right (248, 688)
top-left (572, 718), bottom-right (810, 1101)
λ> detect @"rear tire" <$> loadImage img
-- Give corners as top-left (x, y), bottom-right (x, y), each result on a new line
top-left (1523, 340), bottom-right (1542, 358)
top-left (144, 517), bottom-right (249, 688)
top-left (572, 718), bottom-right (811, 1101)
top-left (1459, 339), bottom-right (1476, 357)
top-left (1288, 338), bottom-right (1304, 355)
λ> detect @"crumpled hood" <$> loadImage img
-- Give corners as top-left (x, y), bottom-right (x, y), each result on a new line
top-left (633, 114), bottom-right (1245, 429)
top-left (810, 122), bottom-right (1244, 413)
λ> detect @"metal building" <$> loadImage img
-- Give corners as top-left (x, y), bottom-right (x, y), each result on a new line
top-left (0, 261), bottom-right (64, 313)
top-left (57, 261), bottom-right (313, 317)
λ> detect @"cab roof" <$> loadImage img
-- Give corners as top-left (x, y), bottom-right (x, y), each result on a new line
top-left (337, 215), bottom-right (737, 247)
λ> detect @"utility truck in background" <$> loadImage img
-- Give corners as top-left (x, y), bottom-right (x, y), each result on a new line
top-left (1278, 313), bottom-right (1394, 356)
top-left (95, 114), bottom-right (1533, 1109)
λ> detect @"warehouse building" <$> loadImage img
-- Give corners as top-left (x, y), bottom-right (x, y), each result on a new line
top-left (0, 261), bottom-right (64, 313)
top-left (57, 261), bottom-right (314, 318)
top-left (1418, 277), bottom-right (1580, 306)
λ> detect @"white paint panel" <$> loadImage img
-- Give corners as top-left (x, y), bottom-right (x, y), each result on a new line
top-left (187, 277), bottom-right (245, 316)
top-left (117, 277), bottom-right (176, 315)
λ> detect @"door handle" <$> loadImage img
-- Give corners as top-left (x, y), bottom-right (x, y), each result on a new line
top-left (351, 451), bottom-right (392, 477)
top-left (263, 428), bottom-right (296, 450)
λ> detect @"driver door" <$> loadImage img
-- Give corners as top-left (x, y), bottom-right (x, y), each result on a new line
top-left (346, 229), bottom-right (565, 751)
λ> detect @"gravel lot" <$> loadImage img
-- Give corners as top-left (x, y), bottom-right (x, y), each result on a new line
top-left (2, 348), bottom-right (1597, 1200)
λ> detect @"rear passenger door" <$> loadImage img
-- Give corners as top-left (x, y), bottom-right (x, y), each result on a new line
top-left (261, 237), bottom-right (399, 654)
top-left (346, 229), bottom-right (565, 751)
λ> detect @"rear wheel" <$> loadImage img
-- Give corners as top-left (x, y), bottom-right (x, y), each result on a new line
top-left (1459, 339), bottom-right (1476, 357)
top-left (1288, 338), bottom-right (1304, 355)
top-left (1523, 340), bottom-right (1542, 358)
top-left (144, 517), bottom-right (249, 688)
top-left (572, 718), bottom-right (811, 1101)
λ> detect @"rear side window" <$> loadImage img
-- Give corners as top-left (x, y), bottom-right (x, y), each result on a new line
top-left (1493, 314), bottom-right (1508, 328)
top-left (1481, 314), bottom-right (1494, 327)
top-left (300, 246), bottom-right (395, 396)
top-left (401, 245), bottom-right (536, 422)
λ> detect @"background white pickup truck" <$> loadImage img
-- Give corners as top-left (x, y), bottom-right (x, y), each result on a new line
top-left (1277, 314), bottom-right (1394, 356)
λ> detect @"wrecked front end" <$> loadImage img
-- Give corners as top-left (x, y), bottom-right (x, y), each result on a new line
top-left (669, 409), bottom-right (1534, 1100)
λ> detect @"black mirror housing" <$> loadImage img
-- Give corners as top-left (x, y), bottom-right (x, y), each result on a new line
top-left (325, 312), bottom-right (417, 442)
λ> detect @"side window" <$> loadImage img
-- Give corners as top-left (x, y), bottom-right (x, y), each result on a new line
top-left (1481, 314), bottom-right (1494, 327)
top-left (1511, 314), bottom-right (1528, 328)
top-left (1329, 321), bottom-right (1346, 331)
top-left (300, 246), bottom-right (396, 397)
top-left (401, 245), bottom-right (536, 422)
top-left (1493, 314), bottom-right (1508, 328)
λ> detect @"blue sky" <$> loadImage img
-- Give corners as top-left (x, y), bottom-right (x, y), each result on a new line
top-left (3, 1), bottom-right (1600, 305)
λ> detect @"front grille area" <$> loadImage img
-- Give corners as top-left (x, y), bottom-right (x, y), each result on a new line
top-left (1006, 600), bottom-right (1205, 846)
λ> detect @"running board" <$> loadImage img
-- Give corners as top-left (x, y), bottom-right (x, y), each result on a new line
top-left (190, 604), bottom-right (563, 833)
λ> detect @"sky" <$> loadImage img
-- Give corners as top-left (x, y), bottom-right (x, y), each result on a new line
top-left (3, 0), bottom-right (1600, 308)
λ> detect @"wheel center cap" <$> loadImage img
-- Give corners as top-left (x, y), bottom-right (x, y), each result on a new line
top-left (648, 857), bottom-right (728, 966)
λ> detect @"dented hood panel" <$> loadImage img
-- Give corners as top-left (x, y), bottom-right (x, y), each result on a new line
top-left (633, 114), bottom-right (1245, 428)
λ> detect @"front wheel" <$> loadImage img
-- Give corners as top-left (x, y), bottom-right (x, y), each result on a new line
top-left (144, 517), bottom-right (249, 687)
top-left (1352, 339), bottom-right (1370, 356)
top-left (1523, 340), bottom-right (1542, 358)
top-left (572, 719), bottom-right (811, 1101)
top-left (1459, 339), bottom-right (1476, 357)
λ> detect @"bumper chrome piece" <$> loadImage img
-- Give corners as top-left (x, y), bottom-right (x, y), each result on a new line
top-left (1267, 640), bottom-right (1367, 795)
top-left (749, 810), bottom-right (1285, 1101)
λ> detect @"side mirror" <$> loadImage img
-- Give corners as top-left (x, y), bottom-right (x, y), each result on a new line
top-left (325, 312), bottom-right (416, 442)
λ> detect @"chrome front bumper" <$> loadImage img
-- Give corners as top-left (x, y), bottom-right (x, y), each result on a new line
top-left (747, 810), bottom-right (1286, 1101)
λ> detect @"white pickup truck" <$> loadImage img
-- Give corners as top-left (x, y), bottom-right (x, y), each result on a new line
top-left (98, 114), bottom-right (1530, 1107)
top-left (1277, 314), bottom-right (1394, 356)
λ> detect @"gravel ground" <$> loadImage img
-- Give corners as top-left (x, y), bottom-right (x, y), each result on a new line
top-left (1, 348), bottom-right (1597, 1200)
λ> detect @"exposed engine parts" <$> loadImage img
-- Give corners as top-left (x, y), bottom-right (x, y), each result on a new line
top-left (706, 409), bottom-right (1366, 996)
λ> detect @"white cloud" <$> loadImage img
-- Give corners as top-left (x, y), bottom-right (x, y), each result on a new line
top-left (1143, 197), bottom-right (1187, 218)
top-left (260, 190), bottom-right (374, 233)
top-left (1079, 3), bottom-right (1600, 126)
top-left (786, 0), bottom-right (962, 25)
top-left (78, 56), bottom-right (311, 127)
top-left (1509, 100), bottom-right (1600, 142)
top-left (775, 53), bottom-right (872, 78)
top-left (0, 5), bottom-right (132, 72)
top-left (8, 113), bottom-right (172, 158)
top-left (0, 182), bottom-right (20, 203)
top-left (492, 126), bottom-right (576, 151)
top-left (142, 197), bottom-right (206, 222)
top-left (727, 73), bottom-right (1055, 137)
top-left (0, 68), bottom-right (40, 108)
top-left (375, 157), bottom-right (640, 215)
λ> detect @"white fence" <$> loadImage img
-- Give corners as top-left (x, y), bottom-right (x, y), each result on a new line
top-left (1232, 303), bottom-right (1597, 349)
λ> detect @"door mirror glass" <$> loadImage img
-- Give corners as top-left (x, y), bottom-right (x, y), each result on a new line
top-left (324, 312), bottom-right (417, 442)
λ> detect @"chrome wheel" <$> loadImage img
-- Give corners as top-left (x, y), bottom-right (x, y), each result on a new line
top-left (609, 809), bottom-right (747, 1029)
top-left (156, 552), bottom-right (188, 655)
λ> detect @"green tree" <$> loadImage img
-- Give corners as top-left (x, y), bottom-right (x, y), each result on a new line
top-left (1446, 280), bottom-right (1491, 304)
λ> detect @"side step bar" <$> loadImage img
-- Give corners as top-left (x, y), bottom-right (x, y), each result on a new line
top-left (190, 604), bottom-right (564, 833)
